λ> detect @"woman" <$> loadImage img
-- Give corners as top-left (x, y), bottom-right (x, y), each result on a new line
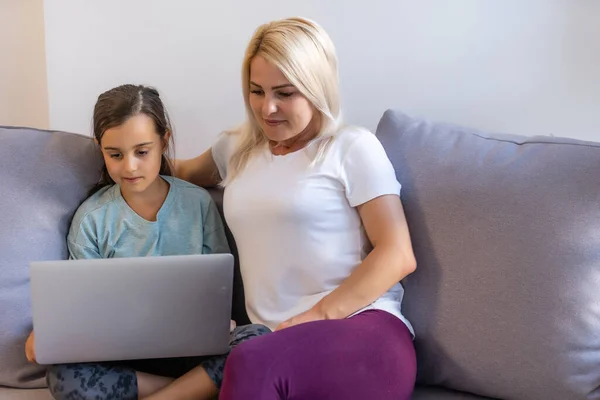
top-left (177, 17), bottom-right (417, 399)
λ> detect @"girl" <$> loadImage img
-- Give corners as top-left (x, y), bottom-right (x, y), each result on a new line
top-left (25, 84), bottom-right (269, 400)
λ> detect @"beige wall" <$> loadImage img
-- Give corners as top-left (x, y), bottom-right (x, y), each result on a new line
top-left (44, 1), bottom-right (600, 158)
top-left (0, 0), bottom-right (49, 129)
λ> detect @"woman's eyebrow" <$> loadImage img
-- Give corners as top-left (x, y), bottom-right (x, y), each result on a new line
top-left (250, 81), bottom-right (295, 90)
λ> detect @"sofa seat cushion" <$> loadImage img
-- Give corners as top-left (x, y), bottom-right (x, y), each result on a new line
top-left (412, 385), bottom-right (494, 399)
top-left (0, 388), bottom-right (53, 400)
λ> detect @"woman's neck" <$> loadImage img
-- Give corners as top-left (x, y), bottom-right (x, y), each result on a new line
top-left (268, 119), bottom-right (320, 156)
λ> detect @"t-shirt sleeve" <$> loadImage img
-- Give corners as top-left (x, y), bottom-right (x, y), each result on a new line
top-left (340, 132), bottom-right (401, 207)
top-left (68, 239), bottom-right (102, 260)
top-left (211, 132), bottom-right (237, 181)
top-left (202, 198), bottom-right (231, 255)
top-left (67, 217), bottom-right (102, 260)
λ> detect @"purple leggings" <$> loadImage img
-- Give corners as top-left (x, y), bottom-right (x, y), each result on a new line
top-left (220, 309), bottom-right (416, 400)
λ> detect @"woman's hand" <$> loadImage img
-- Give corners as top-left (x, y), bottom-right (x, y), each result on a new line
top-left (25, 331), bottom-right (36, 363)
top-left (275, 303), bottom-right (327, 331)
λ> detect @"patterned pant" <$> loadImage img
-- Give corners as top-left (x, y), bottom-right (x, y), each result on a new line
top-left (46, 324), bottom-right (270, 400)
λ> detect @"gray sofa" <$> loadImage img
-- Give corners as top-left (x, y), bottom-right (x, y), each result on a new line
top-left (1, 110), bottom-right (599, 399)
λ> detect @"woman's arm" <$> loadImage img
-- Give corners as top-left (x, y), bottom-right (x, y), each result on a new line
top-left (174, 149), bottom-right (221, 188)
top-left (318, 194), bottom-right (416, 319)
top-left (276, 194), bottom-right (416, 329)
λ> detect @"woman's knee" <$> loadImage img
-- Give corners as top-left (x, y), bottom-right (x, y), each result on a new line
top-left (226, 331), bottom-right (272, 376)
top-left (228, 337), bottom-right (259, 368)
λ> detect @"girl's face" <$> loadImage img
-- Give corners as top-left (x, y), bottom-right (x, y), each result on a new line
top-left (248, 56), bottom-right (318, 144)
top-left (99, 113), bottom-right (167, 198)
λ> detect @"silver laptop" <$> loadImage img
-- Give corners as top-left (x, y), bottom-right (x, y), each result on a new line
top-left (30, 254), bottom-right (234, 365)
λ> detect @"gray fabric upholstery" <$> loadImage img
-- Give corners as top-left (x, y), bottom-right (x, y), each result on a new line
top-left (412, 386), bottom-right (495, 400)
top-left (0, 127), bottom-right (103, 388)
top-left (0, 388), bottom-right (53, 400)
top-left (206, 187), bottom-right (250, 325)
top-left (376, 110), bottom-right (600, 400)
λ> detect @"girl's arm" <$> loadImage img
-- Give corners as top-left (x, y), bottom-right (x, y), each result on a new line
top-left (202, 198), bottom-right (230, 255)
top-left (25, 331), bottom-right (36, 363)
top-left (68, 240), bottom-right (103, 259)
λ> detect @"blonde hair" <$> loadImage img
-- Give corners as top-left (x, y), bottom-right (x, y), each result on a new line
top-left (223, 17), bottom-right (342, 184)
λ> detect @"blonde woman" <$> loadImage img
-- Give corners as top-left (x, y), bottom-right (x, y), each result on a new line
top-left (178, 17), bottom-right (417, 399)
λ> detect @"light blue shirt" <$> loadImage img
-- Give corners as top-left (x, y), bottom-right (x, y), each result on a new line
top-left (67, 175), bottom-right (229, 259)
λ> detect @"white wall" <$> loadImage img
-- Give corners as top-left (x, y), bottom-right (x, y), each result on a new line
top-left (44, 0), bottom-right (600, 159)
top-left (0, 0), bottom-right (49, 129)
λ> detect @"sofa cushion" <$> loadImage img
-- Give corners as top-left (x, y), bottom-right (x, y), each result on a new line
top-left (0, 388), bottom-right (53, 400)
top-left (0, 127), bottom-right (103, 387)
top-left (206, 187), bottom-right (250, 325)
top-left (412, 385), bottom-right (494, 400)
top-left (376, 110), bottom-right (600, 400)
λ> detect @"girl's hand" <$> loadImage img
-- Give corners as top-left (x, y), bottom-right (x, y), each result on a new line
top-left (25, 331), bottom-right (36, 363)
top-left (275, 304), bottom-right (327, 331)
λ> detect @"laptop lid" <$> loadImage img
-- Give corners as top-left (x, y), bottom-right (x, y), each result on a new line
top-left (30, 254), bottom-right (233, 365)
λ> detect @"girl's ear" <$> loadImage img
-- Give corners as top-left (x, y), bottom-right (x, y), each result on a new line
top-left (162, 130), bottom-right (172, 152)
top-left (93, 137), bottom-right (99, 146)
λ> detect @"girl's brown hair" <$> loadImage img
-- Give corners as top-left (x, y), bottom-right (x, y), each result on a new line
top-left (90, 84), bottom-right (174, 194)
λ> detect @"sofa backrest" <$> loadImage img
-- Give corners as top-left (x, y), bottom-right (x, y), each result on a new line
top-left (205, 188), bottom-right (250, 325)
top-left (376, 110), bottom-right (600, 400)
top-left (0, 127), bottom-right (104, 388)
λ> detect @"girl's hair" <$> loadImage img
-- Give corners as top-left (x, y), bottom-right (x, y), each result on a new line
top-left (223, 17), bottom-right (343, 184)
top-left (90, 84), bottom-right (175, 195)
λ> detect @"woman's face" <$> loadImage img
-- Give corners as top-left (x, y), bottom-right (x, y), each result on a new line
top-left (248, 56), bottom-right (317, 143)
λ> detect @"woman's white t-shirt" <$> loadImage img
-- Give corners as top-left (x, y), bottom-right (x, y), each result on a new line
top-left (212, 127), bottom-right (414, 334)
